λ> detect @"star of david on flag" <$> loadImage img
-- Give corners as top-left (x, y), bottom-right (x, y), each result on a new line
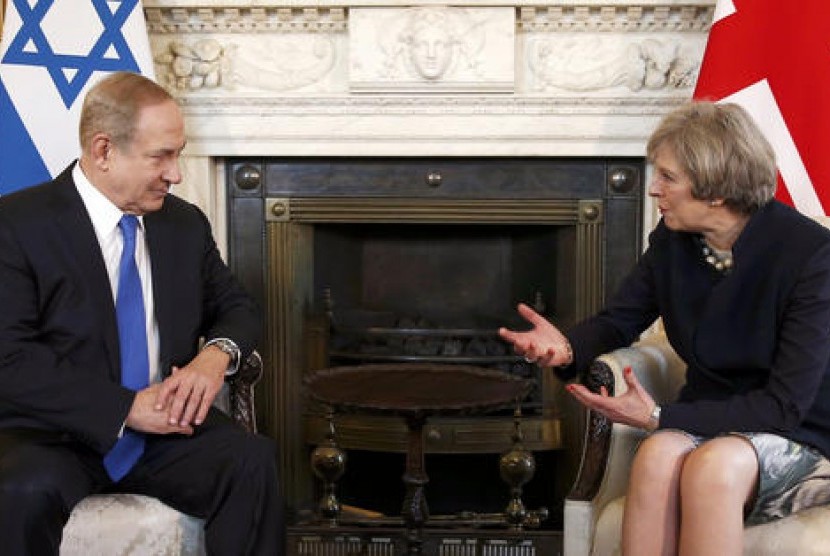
top-left (0, 0), bottom-right (155, 195)
top-left (693, 0), bottom-right (830, 217)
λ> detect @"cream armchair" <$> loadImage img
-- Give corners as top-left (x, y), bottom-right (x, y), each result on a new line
top-left (59, 351), bottom-right (263, 556)
top-left (564, 333), bottom-right (830, 556)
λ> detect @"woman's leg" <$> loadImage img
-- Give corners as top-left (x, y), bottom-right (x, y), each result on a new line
top-left (678, 435), bottom-right (758, 556)
top-left (622, 430), bottom-right (697, 556)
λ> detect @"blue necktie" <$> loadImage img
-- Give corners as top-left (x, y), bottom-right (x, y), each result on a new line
top-left (104, 215), bottom-right (149, 481)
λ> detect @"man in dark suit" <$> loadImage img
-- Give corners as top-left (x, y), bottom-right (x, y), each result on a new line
top-left (0, 71), bottom-right (283, 554)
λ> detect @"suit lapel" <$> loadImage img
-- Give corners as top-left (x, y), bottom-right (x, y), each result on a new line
top-left (50, 168), bottom-right (121, 381)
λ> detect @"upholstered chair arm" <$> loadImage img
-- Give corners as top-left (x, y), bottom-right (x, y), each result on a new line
top-left (564, 332), bottom-right (685, 556)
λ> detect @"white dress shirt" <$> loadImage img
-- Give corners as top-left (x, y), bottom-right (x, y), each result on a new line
top-left (73, 163), bottom-right (161, 385)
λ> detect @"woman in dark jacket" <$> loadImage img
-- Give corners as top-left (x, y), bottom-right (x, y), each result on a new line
top-left (500, 101), bottom-right (830, 555)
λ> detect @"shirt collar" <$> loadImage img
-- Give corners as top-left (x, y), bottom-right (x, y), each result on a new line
top-left (73, 161), bottom-right (144, 236)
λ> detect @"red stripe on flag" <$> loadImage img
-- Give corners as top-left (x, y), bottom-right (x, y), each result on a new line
top-left (694, 0), bottom-right (830, 216)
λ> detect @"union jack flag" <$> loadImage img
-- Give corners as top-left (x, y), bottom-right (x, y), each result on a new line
top-left (693, 0), bottom-right (830, 217)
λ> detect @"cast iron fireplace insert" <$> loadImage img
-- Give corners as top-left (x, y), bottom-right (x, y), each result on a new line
top-left (225, 156), bottom-right (643, 552)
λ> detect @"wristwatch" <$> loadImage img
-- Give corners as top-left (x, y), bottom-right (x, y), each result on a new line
top-left (204, 338), bottom-right (241, 376)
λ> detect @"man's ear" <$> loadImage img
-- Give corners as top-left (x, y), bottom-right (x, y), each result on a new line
top-left (89, 133), bottom-right (112, 170)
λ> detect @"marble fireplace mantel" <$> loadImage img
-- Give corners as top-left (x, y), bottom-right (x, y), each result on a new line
top-left (141, 0), bottom-right (716, 246)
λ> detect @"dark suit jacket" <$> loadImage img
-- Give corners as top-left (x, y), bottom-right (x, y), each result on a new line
top-left (563, 200), bottom-right (830, 457)
top-left (0, 163), bottom-right (261, 456)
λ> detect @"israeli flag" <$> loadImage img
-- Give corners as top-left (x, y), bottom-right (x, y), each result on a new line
top-left (0, 0), bottom-right (154, 195)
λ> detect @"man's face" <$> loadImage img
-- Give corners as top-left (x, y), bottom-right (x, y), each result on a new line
top-left (104, 99), bottom-right (186, 215)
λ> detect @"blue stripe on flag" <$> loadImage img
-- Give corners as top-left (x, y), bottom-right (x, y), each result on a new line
top-left (0, 0), bottom-right (153, 195)
top-left (3, 0), bottom-right (141, 109)
top-left (0, 77), bottom-right (50, 195)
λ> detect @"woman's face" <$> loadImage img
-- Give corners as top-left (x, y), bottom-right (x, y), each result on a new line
top-left (649, 145), bottom-right (711, 233)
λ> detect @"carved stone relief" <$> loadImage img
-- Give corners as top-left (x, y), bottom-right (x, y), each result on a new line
top-left (153, 35), bottom-right (341, 93)
top-left (348, 7), bottom-right (515, 93)
top-left (148, 6), bottom-right (346, 94)
top-left (524, 35), bottom-right (702, 93)
top-left (225, 36), bottom-right (339, 93)
top-left (155, 39), bottom-right (229, 90)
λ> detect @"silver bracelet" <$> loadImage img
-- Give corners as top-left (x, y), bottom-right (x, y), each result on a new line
top-left (560, 340), bottom-right (574, 366)
top-left (648, 404), bottom-right (662, 431)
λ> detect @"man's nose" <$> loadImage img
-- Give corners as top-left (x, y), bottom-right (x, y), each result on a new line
top-left (164, 161), bottom-right (183, 185)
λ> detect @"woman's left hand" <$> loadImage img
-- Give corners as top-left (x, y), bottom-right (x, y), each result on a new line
top-left (566, 366), bottom-right (658, 430)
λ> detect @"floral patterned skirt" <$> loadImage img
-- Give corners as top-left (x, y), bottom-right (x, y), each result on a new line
top-left (739, 432), bottom-right (830, 525)
top-left (665, 430), bottom-right (830, 525)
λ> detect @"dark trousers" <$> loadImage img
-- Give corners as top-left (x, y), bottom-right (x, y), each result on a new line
top-left (0, 409), bottom-right (284, 555)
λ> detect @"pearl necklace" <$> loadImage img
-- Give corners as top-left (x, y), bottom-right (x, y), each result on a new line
top-left (697, 236), bottom-right (733, 274)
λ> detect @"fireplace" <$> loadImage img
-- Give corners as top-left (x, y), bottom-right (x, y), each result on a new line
top-left (137, 1), bottom-right (711, 552)
top-left (226, 156), bottom-right (643, 538)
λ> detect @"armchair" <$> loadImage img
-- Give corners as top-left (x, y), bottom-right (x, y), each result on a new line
top-left (59, 351), bottom-right (263, 556)
top-left (564, 333), bottom-right (830, 556)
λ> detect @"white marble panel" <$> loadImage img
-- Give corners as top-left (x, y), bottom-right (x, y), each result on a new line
top-left (348, 7), bottom-right (515, 93)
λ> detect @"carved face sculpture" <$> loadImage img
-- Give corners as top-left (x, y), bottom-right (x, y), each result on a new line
top-left (406, 13), bottom-right (454, 79)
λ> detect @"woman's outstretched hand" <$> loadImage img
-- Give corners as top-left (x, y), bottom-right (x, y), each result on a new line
top-left (566, 366), bottom-right (658, 431)
top-left (498, 302), bottom-right (573, 368)
top-left (500, 303), bottom-right (658, 430)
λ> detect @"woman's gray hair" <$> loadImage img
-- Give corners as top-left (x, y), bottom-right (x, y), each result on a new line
top-left (646, 101), bottom-right (777, 214)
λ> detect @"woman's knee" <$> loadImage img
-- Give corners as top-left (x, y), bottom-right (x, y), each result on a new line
top-left (631, 431), bottom-right (696, 482)
top-left (681, 436), bottom-right (758, 498)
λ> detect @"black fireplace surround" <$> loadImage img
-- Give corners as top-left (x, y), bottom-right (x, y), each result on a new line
top-left (225, 156), bottom-right (643, 548)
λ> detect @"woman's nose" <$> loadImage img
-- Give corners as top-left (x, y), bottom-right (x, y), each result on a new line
top-left (647, 180), bottom-right (662, 197)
